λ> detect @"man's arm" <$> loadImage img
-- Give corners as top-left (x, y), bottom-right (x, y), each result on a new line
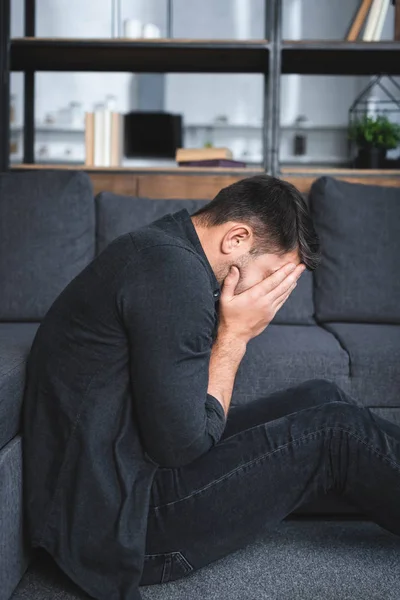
top-left (208, 262), bottom-right (305, 416)
top-left (207, 328), bottom-right (247, 417)
top-left (117, 242), bottom-right (227, 468)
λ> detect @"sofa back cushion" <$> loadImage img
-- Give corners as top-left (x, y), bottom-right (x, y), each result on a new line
top-left (0, 170), bottom-right (95, 321)
top-left (95, 192), bottom-right (315, 325)
top-left (310, 176), bottom-right (400, 323)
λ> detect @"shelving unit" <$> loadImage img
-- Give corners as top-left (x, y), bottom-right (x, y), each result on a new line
top-left (1, 0), bottom-right (400, 178)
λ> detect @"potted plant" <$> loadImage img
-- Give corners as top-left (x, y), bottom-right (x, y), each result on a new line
top-left (348, 114), bottom-right (400, 169)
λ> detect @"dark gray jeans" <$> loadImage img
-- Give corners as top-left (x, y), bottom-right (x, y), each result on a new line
top-left (139, 379), bottom-right (400, 586)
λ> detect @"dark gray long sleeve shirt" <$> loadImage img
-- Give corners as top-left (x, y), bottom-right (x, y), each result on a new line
top-left (22, 208), bottom-right (227, 600)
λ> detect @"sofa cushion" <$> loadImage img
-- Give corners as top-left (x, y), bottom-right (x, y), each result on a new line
top-left (323, 323), bottom-right (400, 408)
top-left (0, 435), bottom-right (31, 600)
top-left (95, 192), bottom-right (315, 325)
top-left (0, 323), bottom-right (40, 449)
top-left (310, 176), bottom-right (400, 323)
top-left (231, 324), bottom-right (350, 405)
top-left (95, 194), bottom-right (209, 254)
top-left (0, 170), bottom-right (95, 321)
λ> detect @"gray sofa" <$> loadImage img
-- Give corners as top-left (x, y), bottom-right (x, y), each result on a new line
top-left (1, 170), bottom-right (399, 600)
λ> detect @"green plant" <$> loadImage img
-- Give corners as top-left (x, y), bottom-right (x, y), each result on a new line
top-left (204, 141), bottom-right (214, 148)
top-left (348, 114), bottom-right (400, 150)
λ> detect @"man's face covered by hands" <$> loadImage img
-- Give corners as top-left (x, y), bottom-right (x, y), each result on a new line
top-left (219, 248), bottom-right (302, 296)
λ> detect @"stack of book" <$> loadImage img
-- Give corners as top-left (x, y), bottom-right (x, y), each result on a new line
top-left (176, 147), bottom-right (246, 168)
top-left (85, 109), bottom-right (124, 167)
top-left (346, 0), bottom-right (392, 41)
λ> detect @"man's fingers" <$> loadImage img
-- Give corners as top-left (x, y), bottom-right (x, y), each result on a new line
top-left (251, 262), bottom-right (297, 297)
top-left (273, 280), bottom-right (297, 306)
top-left (221, 265), bottom-right (240, 300)
top-left (256, 263), bottom-right (305, 299)
top-left (275, 285), bottom-right (295, 311)
top-left (269, 264), bottom-right (305, 303)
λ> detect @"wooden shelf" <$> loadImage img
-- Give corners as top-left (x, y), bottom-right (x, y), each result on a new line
top-left (12, 164), bottom-right (400, 177)
top-left (10, 38), bottom-right (270, 73)
top-left (280, 166), bottom-right (400, 175)
top-left (282, 40), bottom-right (400, 75)
top-left (11, 163), bottom-right (264, 175)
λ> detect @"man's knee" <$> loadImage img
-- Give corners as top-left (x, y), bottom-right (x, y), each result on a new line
top-left (301, 378), bottom-right (358, 406)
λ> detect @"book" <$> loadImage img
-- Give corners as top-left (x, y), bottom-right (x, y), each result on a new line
top-left (94, 109), bottom-right (104, 167)
top-left (84, 112), bottom-right (94, 167)
top-left (176, 147), bottom-right (233, 162)
top-left (110, 112), bottom-right (123, 167)
top-left (103, 108), bottom-right (112, 167)
top-left (178, 159), bottom-right (247, 168)
top-left (372, 0), bottom-right (390, 39)
top-left (363, 0), bottom-right (383, 40)
top-left (346, 0), bottom-right (374, 41)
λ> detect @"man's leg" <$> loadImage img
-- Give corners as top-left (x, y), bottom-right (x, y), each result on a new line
top-left (139, 379), bottom-right (400, 586)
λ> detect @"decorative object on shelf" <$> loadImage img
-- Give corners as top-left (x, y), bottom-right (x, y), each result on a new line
top-left (395, 0), bottom-right (400, 40)
top-left (363, 0), bottom-right (390, 41)
top-left (85, 104), bottom-right (124, 167)
top-left (9, 94), bottom-right (16, 124)
top-left (37, 145), bottom-right (49, 159)
top-left (203, 128), bottom-right (214, 148)
top-left (349, 75), bottom-right (400, 168)
top-left (116, 0), bottom-right (170, 39)
top-left (348, 114), bottom-right (400, 167)
top-left (125, 112), bottom-right (182, 158)
top-left (176, 147), bottom-right (233, 163)
top-left (292, 115), bottom-right (311, 157)
top-left (85, 113), bottom-right (95, 166)
top-left (142, 23), bottom-right (161, 38)
top-left (123, 18), bottom-right (143, 38)
top-left (178, 159), bottom-right (247, 168)
top-left (346, 0), bottom-right (374, 41)
top-left (122, 20), bottom-right (161, 38)
top-left (345, 0), bottom-right (391, 40)
top-left (44, 112), bottom-right (56, 125)
top-left (9, 138), bottom-right (19, 155)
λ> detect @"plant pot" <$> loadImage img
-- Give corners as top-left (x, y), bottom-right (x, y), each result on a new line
top-left (354, 146), bottom-right (386, 169)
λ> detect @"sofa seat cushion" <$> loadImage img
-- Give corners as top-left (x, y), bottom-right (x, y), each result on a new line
top-left (323, 323), bottom-right (400, 408)
top-left (310, 176), bottom-right (400, 323)
top-left (231, 324), bottom-right (350, 405)
top-left (0, 170), bottom-right (95, 321)
top-left (95, 192), bottom-right (315, 325)
top-left (0, 323), bottom-right (40, 448)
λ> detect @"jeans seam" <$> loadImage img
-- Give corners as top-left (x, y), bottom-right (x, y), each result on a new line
top-left (175, 551), bottom-right (194, 572)
top-left (152, 425), bottom-right (400, 511)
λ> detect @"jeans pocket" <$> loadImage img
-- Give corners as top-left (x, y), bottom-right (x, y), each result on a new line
top-left (141, 551), bottom-right (194, 585)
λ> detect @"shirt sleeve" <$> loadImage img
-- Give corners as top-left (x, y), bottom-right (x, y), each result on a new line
top-left (117, 242), bottom-right (227, 468)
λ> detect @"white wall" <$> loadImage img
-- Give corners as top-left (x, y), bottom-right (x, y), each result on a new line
top-left (9, 0), bottom-right (399, 165)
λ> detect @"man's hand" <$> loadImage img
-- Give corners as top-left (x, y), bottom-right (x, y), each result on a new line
top-left (218, 262), bottom-right (306, 344)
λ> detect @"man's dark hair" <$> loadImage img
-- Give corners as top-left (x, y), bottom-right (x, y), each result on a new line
top-left (191, 174), bottom-right (321, 271)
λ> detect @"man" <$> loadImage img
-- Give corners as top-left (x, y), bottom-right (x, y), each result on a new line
top-left (23, 175), bottom-right (400, 600)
